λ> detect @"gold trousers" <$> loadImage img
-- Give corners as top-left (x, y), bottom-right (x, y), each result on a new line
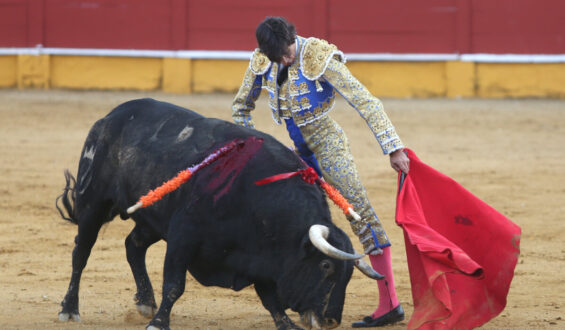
top-left (297, 115), bottom-right (391, 253)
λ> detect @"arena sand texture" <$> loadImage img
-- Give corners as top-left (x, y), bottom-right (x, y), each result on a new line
top-left (0, 90), bottom-right (563, 329)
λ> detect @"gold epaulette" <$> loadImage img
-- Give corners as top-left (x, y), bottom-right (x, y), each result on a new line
top-left (300, 37), bottom-right (345, 80)
top-left (249, 49), bottom-right (271, 75)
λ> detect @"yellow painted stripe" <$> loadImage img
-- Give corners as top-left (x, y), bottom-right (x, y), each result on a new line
top-left (50, 56), bottom-right (162, 90)
top-left (0, 56), bottom-right (17, 87)
top-left (1, 54), bottom-right (564, 98)
top-left (477, 63), bottom-right (565, 98)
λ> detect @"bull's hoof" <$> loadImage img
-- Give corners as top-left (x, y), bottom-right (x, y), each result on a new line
top-left (58, 312), bottom-right (81, 322)
top-left (137, 304), bottom-right (157, 318)
top-left (275, 314), bottom-right (304, 330)
top-left (147, 317), bottom-right (170, 330)
top-left (146, 325), bottom-right (170, 330)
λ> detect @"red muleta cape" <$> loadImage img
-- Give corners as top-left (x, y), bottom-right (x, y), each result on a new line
top-left (396, 149), bottom-right (521, 329)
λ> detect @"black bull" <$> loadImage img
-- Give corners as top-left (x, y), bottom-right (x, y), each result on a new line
top-left (56, 98), bottom-right (375, 329)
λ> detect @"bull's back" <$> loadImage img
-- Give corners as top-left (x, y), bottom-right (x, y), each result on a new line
top-left (78, 98), bottom-right (298, 212)
top-left (105, 98), bottom-right (275, 169)
top-left (104, 98), bottom-right (204, 138)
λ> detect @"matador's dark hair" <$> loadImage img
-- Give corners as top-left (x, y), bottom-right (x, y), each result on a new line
top-left (256, 16), bottom-right (297, 63)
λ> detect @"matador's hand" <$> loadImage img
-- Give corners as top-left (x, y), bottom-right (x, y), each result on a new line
top-left (389, 149), bottom-right (410, 174)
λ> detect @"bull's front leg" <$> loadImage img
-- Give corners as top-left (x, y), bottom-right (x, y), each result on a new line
top-left (125, 224), bottom-right (161, 318)
top-left (147, 217), bottom-right (193, 330)
top-left (254, 281), bottom-right (304, 330)
top-left (146, 253), bottom-right (188, 330)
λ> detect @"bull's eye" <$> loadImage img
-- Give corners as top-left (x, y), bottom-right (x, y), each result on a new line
top-left (319, 259), bottom-right (335, 275)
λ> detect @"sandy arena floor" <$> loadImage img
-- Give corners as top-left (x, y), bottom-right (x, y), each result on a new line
top-left (0, 90), bottom-right (563, 329)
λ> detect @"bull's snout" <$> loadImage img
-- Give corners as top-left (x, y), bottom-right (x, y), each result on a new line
top-left (300, 311), bottom-right (340, 329)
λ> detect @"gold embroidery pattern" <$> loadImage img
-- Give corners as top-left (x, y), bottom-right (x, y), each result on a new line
top-left (300, 37), bottom-right (344, 80)
top-left (291, 97), bottom-right (335, 126)
top-left (232, 66), bottom-right (262, 128)
top-left (262, 63), bottom-right (282, 123)
top-left (298, 116), bottom-right (390, 251)
top-left (323, 59), bottom-right (404, 154)
top-left (289, 82), bottom-right (309, 96)
top-left (268, 62), bottom-right (277, 82)
top-left (376, 128), bottom-right (403, 155)
top-left (288, 66), bottom-right (299, 81)
top-left (279, 108), bottom-right (291, 118)
top-left (279, 97), bottom-right (290, 116)
top-left (289, 97), bottom-right (312, 112)
top-left (250, 49), bottom-right (271, 75)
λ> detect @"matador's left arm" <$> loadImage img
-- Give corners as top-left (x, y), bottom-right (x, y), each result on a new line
top-left (322, 59), bottom-right (404, 155)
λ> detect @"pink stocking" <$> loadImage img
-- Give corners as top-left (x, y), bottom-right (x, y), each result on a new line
top-left (369, 246), bottom-right (399, 318)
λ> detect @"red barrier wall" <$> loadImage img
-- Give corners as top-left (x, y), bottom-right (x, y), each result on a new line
top-left (0, 0), bottom-right (34, 47)
top-left (0, 0), bottom-right (564, 53)
top-left (472, 0), bottom-right (565, 54)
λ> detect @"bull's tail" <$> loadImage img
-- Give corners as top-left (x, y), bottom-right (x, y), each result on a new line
top-left (56, 170), bottom-right (78, 224)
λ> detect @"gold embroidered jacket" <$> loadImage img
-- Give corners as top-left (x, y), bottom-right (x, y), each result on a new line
top-left (232, 36), bottom-right (404, 154)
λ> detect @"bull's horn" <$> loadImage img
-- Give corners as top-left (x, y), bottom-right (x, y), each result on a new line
top-left (309, 225), bottom-right (364, 260)
top-left (354, 259), bottom-right (385, 280)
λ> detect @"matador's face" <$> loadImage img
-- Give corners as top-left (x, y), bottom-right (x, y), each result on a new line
top-left (281, 42), bottom-right (297, 66)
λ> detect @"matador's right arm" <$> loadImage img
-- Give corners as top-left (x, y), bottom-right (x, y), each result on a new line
top-left (231, 50), bottom-right (270, 128)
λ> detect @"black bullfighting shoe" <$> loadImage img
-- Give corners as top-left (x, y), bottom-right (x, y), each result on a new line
top-left (352, 304), bottom-right (405, 328)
